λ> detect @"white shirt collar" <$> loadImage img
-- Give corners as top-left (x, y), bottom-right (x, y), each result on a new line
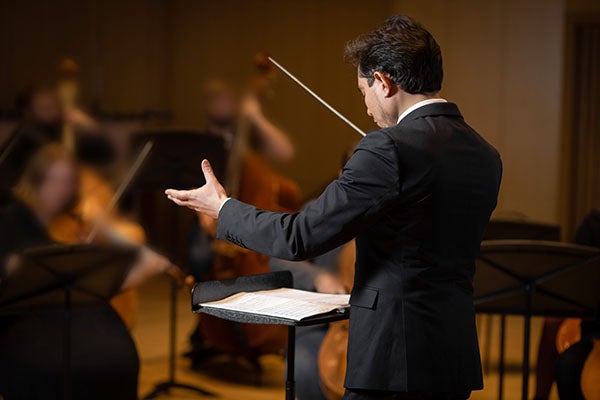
top-left (397, 98), bottom-right (448, 124)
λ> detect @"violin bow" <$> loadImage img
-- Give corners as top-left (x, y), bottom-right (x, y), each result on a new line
top-left (0, 131), bottom-right (20, 168)
top-left (268, 57), bottom-right (366, 137)
top-left (85, 140), bottom-right (154, 243)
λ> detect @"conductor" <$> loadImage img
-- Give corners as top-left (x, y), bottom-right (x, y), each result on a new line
top-left (167, 15), bottom-right (502, 400)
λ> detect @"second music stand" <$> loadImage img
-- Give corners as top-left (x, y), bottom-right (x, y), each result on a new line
top-left (474, 240), bottom-right (600, 400)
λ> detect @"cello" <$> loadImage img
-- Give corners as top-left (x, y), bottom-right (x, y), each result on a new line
top-left (198, 54), bottom-right (301, 358)
top-left (318, 240), bottom-right (355, 400)
top-left (50, 142), bottom-right (189, 328)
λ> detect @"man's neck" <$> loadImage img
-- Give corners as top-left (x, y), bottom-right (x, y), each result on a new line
top-left (397, 93), bottom-right (440, 119)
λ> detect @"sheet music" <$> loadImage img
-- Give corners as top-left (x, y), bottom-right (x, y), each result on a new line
top-left (200, 288), bottom-right (350, 321)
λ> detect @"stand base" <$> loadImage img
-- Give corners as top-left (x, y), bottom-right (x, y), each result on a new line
top-left (142, 380), bottom-right (216, 399)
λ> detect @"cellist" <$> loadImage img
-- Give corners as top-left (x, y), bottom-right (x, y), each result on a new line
top-left (167, 15), bottom-right (502, 400)
top-left (187, 67), bottom-right (300, 365)
top-left (0, 144), bottom-right (180, 400)
top-left (0, 144), bottom-right (132, 399)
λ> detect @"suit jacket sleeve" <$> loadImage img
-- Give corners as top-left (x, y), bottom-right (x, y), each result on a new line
top-left (216, 130), bottom-right (400, 261)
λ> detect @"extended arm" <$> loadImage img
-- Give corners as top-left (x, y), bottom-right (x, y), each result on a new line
top-left (166, 130), bottom-right (399, 261)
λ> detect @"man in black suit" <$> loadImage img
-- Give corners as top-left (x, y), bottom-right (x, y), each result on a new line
top-left (167, 15), bottom-right (502, 400)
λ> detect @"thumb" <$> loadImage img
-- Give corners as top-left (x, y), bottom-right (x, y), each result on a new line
top-left (201, 159), bottom-right (216, 184)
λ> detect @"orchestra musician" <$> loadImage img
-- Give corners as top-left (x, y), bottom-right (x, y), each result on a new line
top-left (553, 210), bottom-right (600, 399)
top-left (0, 144), bottom-right (175, 400)
top-left (187, 75), bottom-right (298, 365)
top-left (189, 78), bottom-right (296, 280)
top-left (167, 15), bottom-right (502, 400)
top-left (0, 85), bottom-right (63, 207)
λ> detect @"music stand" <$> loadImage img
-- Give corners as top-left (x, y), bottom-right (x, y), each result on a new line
top-left (474, 240), bottom-right (600, 400)
top-left (131, 130), bottom-right (227, 399)
top-left (481, 219), bottom-right (561, 400)
top-left (192, 271), bottom-right (350, 400)
top-left (0, 244), bottom-right (137, 400)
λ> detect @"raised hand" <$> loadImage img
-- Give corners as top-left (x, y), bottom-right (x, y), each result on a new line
top-left (165, 159), bottom-right (228, 219)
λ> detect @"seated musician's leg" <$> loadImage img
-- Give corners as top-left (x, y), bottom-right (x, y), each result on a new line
top-left (295, 325), bottom-right (329, 400)
top-left (534, 318), bottom-right (563, 400)
top-left (342, 389), bottom-right (431, 399)
top-left (555, 339), bottom-right (593, 400)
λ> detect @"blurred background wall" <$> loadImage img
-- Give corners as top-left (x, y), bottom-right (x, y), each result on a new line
top-left (1, 0), bottom-right (599, 227)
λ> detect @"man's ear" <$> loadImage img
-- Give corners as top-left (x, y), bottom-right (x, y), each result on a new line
top-left (373, 72), bottom-right (397, 98)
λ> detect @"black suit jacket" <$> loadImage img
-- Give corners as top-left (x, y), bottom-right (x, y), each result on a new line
top-left (217, 103), bottom-right (502, 393)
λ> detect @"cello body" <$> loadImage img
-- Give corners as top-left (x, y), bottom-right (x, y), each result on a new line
top-left (197, 52), bottom-right (302, 359)
top-left (199, 152), bottom-right (301, 356)
top-left (318, 240), bottom-right (355, 400)
top-left (49, 166), bottom-right (144, 329)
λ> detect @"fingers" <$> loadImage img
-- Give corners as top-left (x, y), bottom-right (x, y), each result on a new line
top-left (167, 195), bottom-right (192, 208)
top-left (201, 159), bottom-right (217, 184)
top-left (164, 188), bottom-right (193, 201)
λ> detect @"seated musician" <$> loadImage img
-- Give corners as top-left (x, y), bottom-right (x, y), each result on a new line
top-left (553, 209), bottom-right (600, 399)
top-left (0, 144), bottom-right (172, 400)
top-left (0, 85), bottom-right (62, 207)
top-left (189, 79), bottom-right (295, 281)
top-left (188, 78), bottom-right (298, 364)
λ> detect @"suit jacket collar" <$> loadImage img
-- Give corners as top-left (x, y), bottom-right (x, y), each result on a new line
top-left (397, 102), bottom-right (463, 126)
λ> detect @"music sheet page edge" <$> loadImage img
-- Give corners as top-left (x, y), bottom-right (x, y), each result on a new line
top-left (199, 288), bottom-right (350, 321)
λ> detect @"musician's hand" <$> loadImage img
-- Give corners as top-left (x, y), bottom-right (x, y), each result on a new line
top-left (314, 272), bottom-right (348, 294)
top-left (5, 254), bottom-right (21, 276)
top-left (241, 94), bottom-right (262, 122)
top-left (165, 159), bottom-right (227, 219)
top-left (198, 212), bottom-right (217, 238)
top-left (140, 248), bottom-right (171, 274)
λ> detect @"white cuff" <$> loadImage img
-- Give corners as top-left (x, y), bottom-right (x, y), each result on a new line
top-left (218, 197), bottom-right (232, 214)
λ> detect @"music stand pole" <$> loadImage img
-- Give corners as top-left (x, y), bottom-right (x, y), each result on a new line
top-left (286, 326), bottom-right (296, 400)
top-left (522, 285), bottom-right (532, 400)
top-left (498, 314), bottom-right (506, 400)
top-left (142, 204), bottom-right (215, 399)
top-left (135, 132), bottom-right (225, 399)
top-left (64, 285), bottom-right (73, 400)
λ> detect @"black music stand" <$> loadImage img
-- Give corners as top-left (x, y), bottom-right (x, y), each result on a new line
top-left (0, 244), bottom-right (137, 400)
top-left (481, 219), bottom-right (561, 400)
top-left (474, 240), bottom-right (600, 400)
top-left (132, 130), bottom-right (227, 399)
top-left (192, 271), bottom-right (350, 400)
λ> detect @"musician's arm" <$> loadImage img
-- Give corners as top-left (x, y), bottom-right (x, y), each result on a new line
top-left (216, 131), bottom-right (399, 261)
top-left (243, 95), bottom-right (294, 162)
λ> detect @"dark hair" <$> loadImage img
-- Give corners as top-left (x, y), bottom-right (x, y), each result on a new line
top-left (14, 84), bottom-right (54, 117)
top-left (344, 15), bottom-right (443, 94)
